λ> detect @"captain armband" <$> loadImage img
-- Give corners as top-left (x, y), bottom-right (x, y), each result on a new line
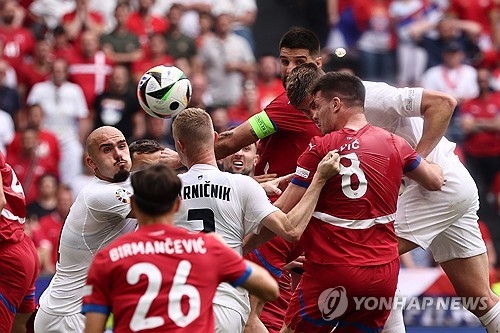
top-left (248, 111), bottom-right (277, 139)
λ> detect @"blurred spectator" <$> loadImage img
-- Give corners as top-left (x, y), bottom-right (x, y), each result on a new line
top-left (0, 108), bottom-right (14, 154)
top-left (356, 0), bottom-right (396, 83)
top-left (93, 64), bottom-right (141, 140)
top-left (26, 172), bottom-right (58, 223)
top-left (52, 25), bottom-right (77, 60)
top-left (199, 8), bottom-right (256, 107)
top-left (196, 9), bottom-right (215, 49)
top-left (131, 116), bottom-right (175, 150)
top-left (28, 0), bottom-right (75, 32)
top-left (27, 58), bottom-right (89, 185)
top-left (132, 33), bottom-right (174, 83)
top-left (446, 0), bottom-right (500, 66)
top-left (325, 0), bottom-right (370, 52)
top-left (101, 3), bottom-right (143, 65)
top-left (89, 0), bottom-right (118, 34)
top-left (207, 105), bottom-right (229, 133)
top-left (175, 0), bottom-right (213, 39)
top-left (164, 4), bottom-right (197, 60)
top-left (126, 0), bottom-right (169, 49)
top-left (255, 54), bottom-right (284, 110)
top-left (227, 79), bottom-right (259, 125)
top-left (6, 127), bottom-right (59, 204)
top-left (32, 185), bottom-right (73, 274)
top-left (460, 67), bottom-right (500, 225)
top-left (494, 65), bottom-right (500, 92)
top-left (62, 0), bottom-right (104, 42)
top-left (7, 103), bottom-right (61, 173)
top-left (214, 0), bottom-right (257, 53)
top-left (421, 40), bottom-right (479, 143)
top-left (389, 0), bottom-right (443, 86)
top-left (417, 16), bottom-right (482, 68)
top-left (0, 59), bottom-right (21, 117)
top-left (18, 39), bottom-right (53, 98)
top-left (68, 30), bottom-right (114, 107)
top-left (0, 0), bottom-right (35, 72)
top-left (187, 71), bottom-right (212, 109)
top-left (164, 4), bottom-right (198, 66)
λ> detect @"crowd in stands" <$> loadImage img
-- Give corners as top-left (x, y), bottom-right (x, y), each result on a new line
top-left (0, 0), bottom-right (498, 276)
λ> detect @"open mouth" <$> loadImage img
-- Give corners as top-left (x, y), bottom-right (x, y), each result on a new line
top-left (233, 161), bottom-right (244, 167)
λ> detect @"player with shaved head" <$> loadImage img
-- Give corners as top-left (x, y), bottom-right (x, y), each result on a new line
top-left (34, 126), bottom-right (137, 333)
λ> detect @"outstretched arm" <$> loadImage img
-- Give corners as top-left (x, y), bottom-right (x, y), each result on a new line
top-left (215, 121), bottom-right (259, 160)
top-left (416, 89), bottom-right (456, 158)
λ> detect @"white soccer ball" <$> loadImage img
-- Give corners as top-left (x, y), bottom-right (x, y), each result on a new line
top-left (137, 65), bottom-right (192, 119)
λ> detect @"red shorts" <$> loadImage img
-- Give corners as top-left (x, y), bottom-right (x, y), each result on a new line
top-left (284, 259), bottom-right (399, 333)
top-left (0, 236), bottom-right (40, 332)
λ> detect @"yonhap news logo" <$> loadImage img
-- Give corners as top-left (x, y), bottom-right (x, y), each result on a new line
top-left (318, 287), bottom-right (349, 320)
top-left (317, 286), bottom-right (488, 321)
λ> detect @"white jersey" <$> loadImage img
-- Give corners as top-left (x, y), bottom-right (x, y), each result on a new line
top-left (38, 177), bottom-right (137, 316)
top-left (363, 81), bottom-right (456, 167)
top-left (174, 164), bottom-right (278, 319)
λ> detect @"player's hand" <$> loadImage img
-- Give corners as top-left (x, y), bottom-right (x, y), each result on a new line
top-left (160, 148), bottom-right (184, 169)
top-left (428, 161), bottom-right (446, 187)
top-left (283, 255), bottom-right (305, 271)
top-left (315, 150), bottom-right (340, 182)
top-left (260, 174), bottom-right (293, 196)
top-left (252, 173), bottom-right (277, 183)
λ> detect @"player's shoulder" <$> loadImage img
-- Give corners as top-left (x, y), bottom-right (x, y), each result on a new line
top-left (265, 91), bottom-right (294, 112)
top-left (83, 178), bottom-right (132, 205)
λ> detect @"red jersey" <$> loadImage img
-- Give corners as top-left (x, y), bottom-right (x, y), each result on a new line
top-left (292, 124), bottom-right (420, 266)
top-left (460, 92), bottom-right (500, 157)
top-left (0, 27), bottom-right (35, 71)
top-left (31, 212), bottom-right (63, 269)
top-left (0, 151), bottom-right (27, 243)
top-left (7, 130), bottom-right (61, 167)
top-left (18, 62), bottom-right (51, 94)
top-left (68, 51), bottom-right (114, 107)
top-left (255, 92), bottom-right (321, 177)
top-left (5, 146), bottom-right (59, 205)
top-left (126, 13), bottom-right (169, 48)
top-left (82, 224), bottom-right (251, 333)
top-left (448, 0), bottom-right (498, 34)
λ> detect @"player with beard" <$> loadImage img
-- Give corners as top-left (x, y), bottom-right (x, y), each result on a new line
top-left (34, 126), bottom-right (137, 333)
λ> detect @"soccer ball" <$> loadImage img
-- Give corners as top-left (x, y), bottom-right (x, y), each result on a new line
top-left (137, 65), bottom-right (192, 119)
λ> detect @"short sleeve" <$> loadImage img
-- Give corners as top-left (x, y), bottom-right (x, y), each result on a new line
top-left (85, 184), bottom-right (132, 221)
top-left (208, 236), bottom-right (252, 288)
top-left (239, 176), bottom-right (279, 235)
top-left (82, 251), bottom-right (112, 315)
top-left (363, 81), bottom-right (424, 118)
top-left (291, 137), bottom-right (323, 188)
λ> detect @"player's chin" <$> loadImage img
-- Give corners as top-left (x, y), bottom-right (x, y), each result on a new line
top-left (113, 168), bottom-right (130, 182)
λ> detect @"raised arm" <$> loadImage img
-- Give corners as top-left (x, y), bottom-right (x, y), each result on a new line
top-left (416, 89), bottom-right (456, 158)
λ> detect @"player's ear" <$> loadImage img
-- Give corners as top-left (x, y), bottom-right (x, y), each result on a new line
top-left (213, 131), bottom-right (219, 143)
top-left (86, 155), bottom-right (96, 170)
top-left (332, 97), bottom-right (341, 112)
top-left (173, 196), bottom-right (182, 213)
top-left (315, 56), bottom-right (322, 68)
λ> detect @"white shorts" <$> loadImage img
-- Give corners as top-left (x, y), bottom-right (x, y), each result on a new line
top-left (34, 307), bottom-right (85, 333)
top-left (395, 155), bottom-right (486, 263)
top-left (214, 303), bottom-right (246, 333)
